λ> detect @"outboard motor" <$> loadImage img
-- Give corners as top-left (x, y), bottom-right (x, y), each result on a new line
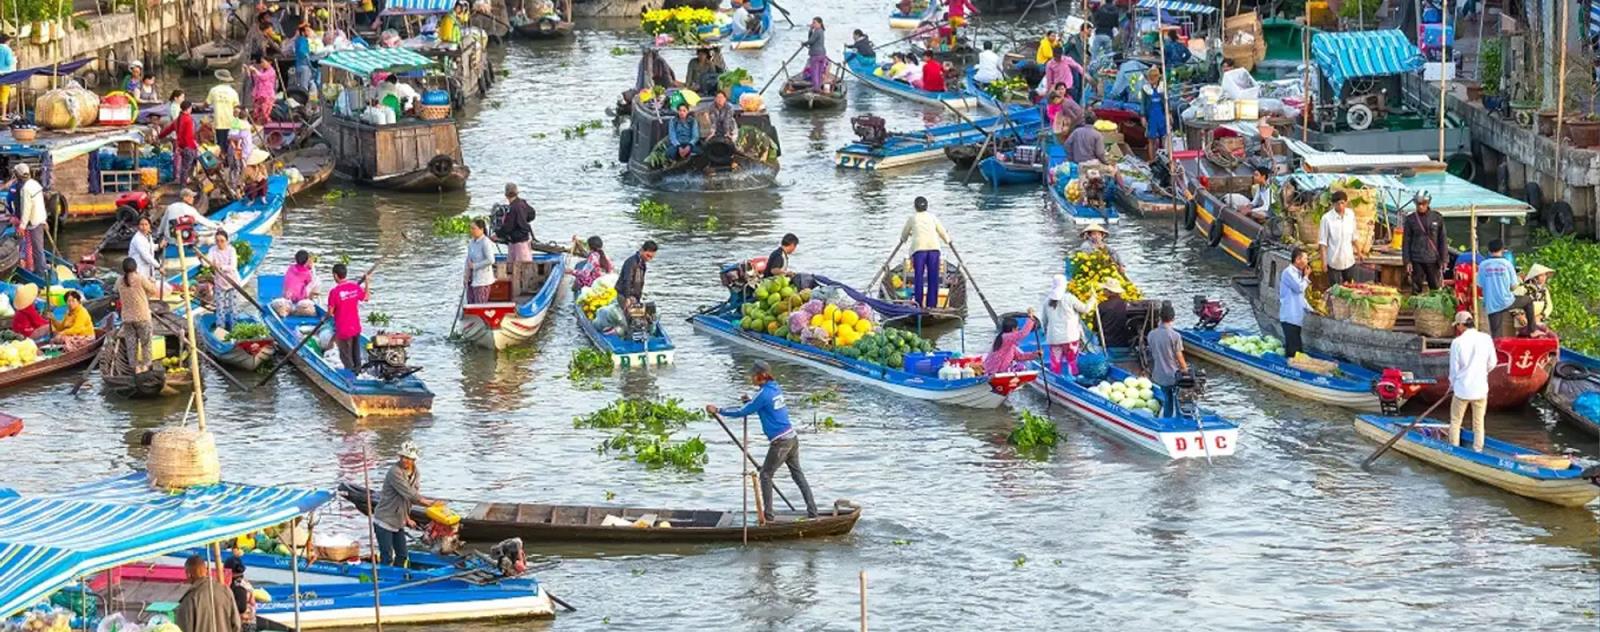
top-left (625, 301), bottom-right (659, 342)
top-left (361, 332), bottom-right (422, 381)
top-left (1372, 368), bottom-right (1407, 415)
top-left (488, 202), bottom-right (510, 235)
top-left (851, 115), bottom-right (888, 147)
top-left (1192, 295), bottom-right (1227, 330)
top-left (171, 216), bottom-right (201, 249)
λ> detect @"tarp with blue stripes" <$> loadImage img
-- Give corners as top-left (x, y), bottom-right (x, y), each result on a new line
top-left (380, 0), bottom-right (456, 15)
top-left (0, 472), bottom-right (331, 618)
top-left (1310, 29), bottom-right (1425, 97)
top-left (1136, 0), bottom-right (1218, 15)
top-left (320, 48), bottom-right (435, 78)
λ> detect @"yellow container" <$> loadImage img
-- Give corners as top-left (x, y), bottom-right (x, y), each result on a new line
top-left (937, 288), bottom-right (950, 308)
top-left (1390, 227), bottom-right (1404, 250)
top-left (151, 335), bottom-right (168, 360)
top-left (1235, 99), bottom-right (1260, 120)
top-left (139, 167), bottom-right (159, 187)
top-left (425, 503), bottom-right (461, 526)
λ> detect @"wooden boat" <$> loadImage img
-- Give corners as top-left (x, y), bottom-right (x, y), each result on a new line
top-left (1546, 351), bottom-right (1600, 435)
top-left (340, 482), bottom-right (861, 544)
top-left (621, 48), bottom-right (782, 192)
top-left (873, 257), bottom-right (967, 326)
top-left (279, 142), bottom-right (338, 198)
top-left (889, 0), bottom-right (940, 29)
top-left (572, 262), bottom-right (674, 368)
top-left (12, 253), bottom-right (112, 310)
top-left (196, 313), bottom-right (275, 371)
top-left (100, 309), bottom-right (197, 399)
top-left (1241, 248), bottom-right (1558, 410)
top-left (0, 322), bottom-right (110, 392)
top-left (779, 61), bottom-right (848, 110)
top-left (728, 7), bottom-right (772, 49)
top-left (457, 252), bottom-right (567, 351)
top-left (512, 0), bottom-right (576, 39)
top-left (1353, 414), bottom-right (1600, 507)
top-left (0, 229), bottom-right (18, 280)
top-left (319, 49), bottom-right (471, 192)
top-left (834, 107), bottom-right (1040, 170)
top-left (257, 274), bottom-right (435, 417)
top-left (1045, 148), bottom-right (1121, 226)
top-left (843, 51), bottom-right (978, 110)
top-left (0, 412), bottom-right (19, 438)
top-left (1180, 328), bottom-right (1392, 410)
top-left (159, 175), bottom-right (289, 261)
top-left (978, 146), bottom-right (1047, 187)
top-left (177, 40), bottom-right (245, 72)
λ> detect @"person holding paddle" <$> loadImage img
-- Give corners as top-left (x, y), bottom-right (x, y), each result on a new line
top-left (900, 196), bottom-right (951, 310)
top-left (706, 361), bottom-right (818, 521)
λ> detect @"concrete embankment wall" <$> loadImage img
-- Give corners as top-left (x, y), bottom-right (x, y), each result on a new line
top-left (11, 0), bottom-right (225, 84)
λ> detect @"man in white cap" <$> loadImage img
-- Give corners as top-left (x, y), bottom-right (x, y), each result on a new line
top-left (1074, 221), bottom-right (1123, 274)
top-left (1447, 311), bottom-right (1496, 451)
top-left (11, 164), bottom-right (47, 276)
top-left (207, 69), bottom-right (241, 149)
top-left (374, 441), bottom-right (437, 568)
top-left (1514, 264), bottom-right (1556, 337)
top-left (161, 188), bottom-right (218, 240)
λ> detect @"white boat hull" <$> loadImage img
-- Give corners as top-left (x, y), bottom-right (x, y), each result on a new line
top-left (1030, 379), bottom-right (1238, 459)
top-left (1353, 418), bottom-right (1600, 507)
top-left (835, 147), bottom-right (947, 170)
top-left (257, 588), bottom-right (555, 629)
top-left (458, 302), bottom-right (556, 351)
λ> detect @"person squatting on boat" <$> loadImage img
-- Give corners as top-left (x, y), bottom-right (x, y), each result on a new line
top-left (984, 308), bottom-right (1039, 375)
top-left (374, 442), bottom-right (439, 568)
top-left (764, 233), bottom-right (798, 278)
top-left (271, 250), bottom-right (323, 317)
top-left (706, 360), bottom-right (820, 521)
top-left (1447, 311), bottom-right (1495, 451)
top-left (900, 196), bottom-right (951, 310)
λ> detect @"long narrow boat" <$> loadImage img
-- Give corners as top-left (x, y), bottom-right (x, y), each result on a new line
top-left (728, 8), bottom-right (772, 49)
top-left (0, 319), bottom-right (109, 392)
top-left (160, 175), bottom-right (289, 261)
top-left (12, 251), bottom-right (111, 310)
top-left (843, 51), bottom-right (978, 110)
top-left (978, 146), bottom-right (1047, 187)
top-left (257, 275), bottom-right (435, 417)
top-left (340, 482), bottom-right (861, 544)
top-left (1353, 414), bottom-right (1600, 507)
top-left (889, 0), bottom-right (940, 29)
top-left (163, 232), bottom-right (273, 291)
top-left (458, 252), bottom-right (567, 351)
top-left (195, 313), bottom-right (276, 370)
top-left (1045, 150), bottom-right (1122, 226)
top-left (1180, 328), bottom-right (1390, 411)
top-left (280, 143), bottom-right (338, 198)
top-left (1547, 349), bottom-right (1600, 435)
top-left (1027, 360), bottom-right (1241, 459)
top-left (572, 261), bottom-right (674, 369)
top-left (835, 107), bottom-right (1040, 170)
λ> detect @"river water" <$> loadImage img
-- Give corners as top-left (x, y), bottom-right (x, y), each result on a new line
top-left (8, 3), bottom-right (1599, 629)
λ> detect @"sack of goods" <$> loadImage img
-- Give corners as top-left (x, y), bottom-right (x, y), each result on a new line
top-left (1088, 376), bottom-right (1162, 414)
top-left (578, 274), bottom-right (620, 318)
top-left (1287, 352), bottom-right (1339, 375)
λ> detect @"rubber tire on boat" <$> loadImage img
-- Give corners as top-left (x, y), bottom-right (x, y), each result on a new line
top-left (1524, 181), bottom-right (1544, 214)
top-left (618, 127), bottom-right (634, 163)
top-left (427, 155), bottom-right (455, 180)
top-left (1207, 209), bottom-right (1225, 247)
top-left (44, 191), bottom-right (67, 222)
top-left (1555, 361), bottom-right (1591, 380)
top-left (1545, 201), bottom-right (1576, 236)
top-left (114, 204), bottom-right (142, 225)
top-left (1245, 238), bottom-right (1262, 268)
top-left (1445, 153), bottom-right (1476, 181)
top-left (1345, 104), bottom-right (1374, 131)
top-left (1183, 199), bottom-right (1198, 231)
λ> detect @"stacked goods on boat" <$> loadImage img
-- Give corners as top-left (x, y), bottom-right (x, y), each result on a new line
top-left (1053, 162), bottom-right (1111, 209)
top-left (578, 275), bottom-right (621, 318)
top-left (1404, 288), bottom-right (1459, 337)
top-left (1088, 376), bottom-right (1163, 414)
top-left (641, 6), bottom-right (724, 44)
top-left (1326, 283), bottom-right (1401, 329)
top-left (0, 336), bottom-right (43, 371)
top-left (1219, 333), bottom-right (1282, 357)
top-left (1280, 178), bottom-right (1379, 251)
top-left (1066, 250), bottom-right (1143, 303)
top-left (842, 328), bottom-right (933, 370)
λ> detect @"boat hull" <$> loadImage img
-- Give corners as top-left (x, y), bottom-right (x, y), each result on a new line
top-left (1353, 415), bottom-right (1600, 507)
top-left (460, 304), bottom-right (553, 350)
top-left (628, 158), bottom-right (779, 192)
top-left (889, 0), bottom-right (940, 28)
top-left (572, 273), bottom-right (674, 369)
top-left (257, 588), bottom-right (554, 629)
top-left (512, 20), bottom-right (574, 38)
top-left (844, 51), bottom-right (977, 110)
top-left (1180, 329), bottom-right (1384, 411)
top-left (1028, 367), bottom-right (1240, 459)
top-left (356, 165), bottom-right (471, 192)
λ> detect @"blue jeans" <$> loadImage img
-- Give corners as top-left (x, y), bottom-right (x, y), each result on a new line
top-left (1159, 383), bottom-right (1180, 417)
top-left (911, 249), bottom-right (941, 309)
top-left (375, 525), bottom-right (407, 567)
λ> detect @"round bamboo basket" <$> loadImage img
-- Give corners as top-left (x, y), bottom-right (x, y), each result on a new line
top-left (147, 427), bottom-right (221, 489)
top-left (418, 104), bottom-right (452, 120)
top-left (1413, 308), bottom-right (1454, 338)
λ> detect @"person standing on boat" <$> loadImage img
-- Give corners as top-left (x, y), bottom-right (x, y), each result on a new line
top-left (208, 70), bottom-right (242, 148)
top-left (374, 441), bottom-right (438, 568)
top-left (465, 219), bottom-right (496, 305)
top-left (1402, 193), bottom-right (1448, 294)
top-left (667, 103), bottom-right (700, 161)
top-left (616, 240), bottom-right (658, 310)
top-left (801, 17), bottom-right (828, 89)
top-left (1447, 311), bottom-right (1495, 452)
top-left (1278, 248), bottom-right (1313, 359)
top-left (12, 163), bottom-right (46, 277)
top-left (1038, 49), bottom-right (1084, 100)
top-left (1477, 239), bottom-right (1528, 338)
top-left (947, 0), bottom-right (977, 44)
top-left (246, 54), bottom-right (278, 124)
top-left (496, 183), bottom-right (535, 263)
top-left (1140, 66), bottom-right (1170, 161)
top-left (707, 360), bottom-right (820, 521)
top-left (175, 554), bottom-right (240, 632)
top-left (1317, 191), bottom-right (1360, 287)
top-left (901, 196), bottom-right (951, 310)
top-left (130, 217), bottom-right (163, 283)
top-left (0, 35), bottom-right (14, 120)
top-left (117, 257), bottom-right (161, 376)
top-left (328, 262), bottom-right (369, 372)
top-left (763, 233), bottom-right (798, 278)
top-left (974, 41), bottom-right (1004, 85)
top-left (159, 100), bottom-right (201, 192)
top-left (209, 230), bottom-right (242, 330)
top-left (1147, 302), bottom-right (1189, 417)
top-left (224, 557), bottom-right (258, 632)
top-left (1042, 275), bottom-right (1095, 375)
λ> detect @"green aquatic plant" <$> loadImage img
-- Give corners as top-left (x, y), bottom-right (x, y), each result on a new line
top-left (1007, 410), bottom-right (1059, 451)
top-left (567, 348), bottom-right (614, 380)
top-left (635, 199), bottom-right (687, 230)
top-left (1520, 232), bottom-right (1600, 355)
top-left (432, 214), bottom-right (484, 236)
top-left (576, 398), bottom-right (708, 472)
top-left (365, 311), bottom-right (392, 327)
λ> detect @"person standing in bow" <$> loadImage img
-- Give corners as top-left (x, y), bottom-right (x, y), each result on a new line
top-left (707, 361), bottom-right (819, 521)
top-left (900, 196), bottom-right (951, 310)
top-left (374, 442), bottom-right (438, 568)
top-left (495, 183), bottom-right (535, 264)
top-left (801, 17), bottom-right (828, 89)
top-left (1401, 193), bottom-right (1448, 294)
top-left (1278, 247), bottom-right (1313, 359)
top-left (10, 163), bottom-right (47, 277)
top-left (209, 230), bottom-right (242, 331)
top-left (465, 219), bottom-right (496, 305)
top-left (1447, 311), bottom-right (1495, 451)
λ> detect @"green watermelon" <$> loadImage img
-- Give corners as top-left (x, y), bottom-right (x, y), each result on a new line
top-left (888, 352), bottom-right (904, 369)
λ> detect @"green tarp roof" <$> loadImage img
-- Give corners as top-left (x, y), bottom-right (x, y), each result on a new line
top-left (320, 48), bottom-right (435, 78)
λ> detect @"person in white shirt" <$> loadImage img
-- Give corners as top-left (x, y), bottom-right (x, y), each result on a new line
top-left (378, 75), bottom-right (420, 115)
top-left (1040, 273), bottom-right (1095, 375)
top-left (11, 164), bottom-right (48, 276)
top-left (128, 216), bottom-right (163, 284)
top-left (1317, 190), bottom-right (1359, 286)
top-left (973, 41), bottom-right (1004, 84)
top-left (730, 0), bottom-right (751, 36)
top-left (1447, 311), bottom-right (1496, 451)
top-left (899, 196), bottom-right (952, 310)
top-left (160, 189), bottom-right (218, 240)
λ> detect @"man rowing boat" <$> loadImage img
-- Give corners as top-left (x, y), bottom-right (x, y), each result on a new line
top-left (706, 361), bottom-right (819, 521)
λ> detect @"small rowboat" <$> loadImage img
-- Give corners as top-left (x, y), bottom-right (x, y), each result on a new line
top-left (843, 51), bottom-right (978, 110)
top-left (1546, 350), bottom-right (1600, 435)
top-left (280, 143), bottom-right (338, 198)
top-left (177, 40), bottom-right (245, 72)
top-left (196, 313), bottom-right (275, 371)
top-left (728, 8), bottom-right (772, 49)
top-left (457, 252), bottom-right (567, 351)
top-left (0, 412), bottom-right (19, 439)
top-left (1046, 153), bottom-right (1121, 226)
top-left (873, 257), bottom-right (967, 326)
top-left (512, 16), bottom-right (575, 39)
top-left (340, 482), bottom-right (861, 544)
top-left (161, 175), bottom-right (289, 261)
top-left (1353, 414), bottom-right (1600, 507)
top-left (101, 310), bottom-right (197, 399)
top-left (572, 262), bottom-right (674, 369)
top-left (978, 147), bottom-right (1047, 187)
top-left (1180, 328), bottom-right (1390, 411)
top-left (889, 0), bottom-right (940, 29)
top-left (164, 233), bottom-right (273, 293)
top-left (780, 79), bottom-right (848, 109)
top-left (834, 107), bottom-right (1040, 171)
top-left (257, 275), bottom-right (435, 417)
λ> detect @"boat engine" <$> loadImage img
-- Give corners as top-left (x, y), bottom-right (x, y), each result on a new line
top-left (361, 332), bottom-right (423, 381)
top-left (422, 518), bottom-right (462, 556)
top-left (624, 301), bottom-right (659, 342)
top-left (1192, 295), bottom-right (1227, 330)
top-left (1372, 368), bottom-right (1407, 415)
top-left (76, 254), bottom-right (98, 280)
top-left (171, 216), bottom-right (201, 249)
top-left (489, 537), bottom-right (527, 576)
top-left (851, 115), bottom-right (888, 147)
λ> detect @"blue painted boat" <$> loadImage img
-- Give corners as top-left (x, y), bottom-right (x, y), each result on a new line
top-left (843, 50), bottom-right (978, 110)
top-left (1354, 414), bottom-right (1600, 506)
top-left (572, 260), bottom-right (674, 369)
top-left (835, 107), bottom-right (1041, 170)
top-left (963, 67), bottom-right (1033, 114)
top-left (163, 232), bottom-right (273, 290)
top-left (1180, 328), bottom-right (1388, 410)
top-left (728, 8), bottom-right (772, 49)
top-left (889, 0), bottom-right (939, 29)
top-left (978, 144), bottom-right (1047, 187)
top-left (1548, 348), bottom-right (1600, 436)
top-left (257, 274), bottom-right (435, 417)
top-left (696, 19), bottom-right (733, 42)
top-left (195, 313), bottom-right (275, 370)
top-left (160, 175), bottom-right (289, 260)
top-left (12, 250), bottom-right (108, 306)
top-left (456, 251), bottom-right (567, 351)
top-left (1045, 149), bottom-right (1121, 226)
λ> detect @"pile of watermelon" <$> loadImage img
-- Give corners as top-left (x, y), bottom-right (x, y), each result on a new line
top-left (837, 327), bottom-right (933, 370)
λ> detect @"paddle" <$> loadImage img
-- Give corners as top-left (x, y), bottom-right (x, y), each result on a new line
top-left (865, 236), bottom-right (908, 298)
top-left (759, 46), bottom-right (807, 95)
top-left (764, 0), bottom-right (796, 27)
top-left (709, 411), bottom-right (797, 511)
top-left (943, 240), bottom-right (999, 326)
top-left (251, 260), bottom-right (381, 388)
top-left (156, 309), bottom-right (251, 391)
top-left (933, 91), bottom-right (1001, 187)
top-left (1360, 391), bottom-right (1453, 470)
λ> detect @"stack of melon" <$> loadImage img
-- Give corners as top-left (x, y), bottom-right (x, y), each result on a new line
top-left (1088, 376), bottom-right (1162, 414)
top-left (736, 275), bottom-right (813, 340)
top-left (838, 327), bottom-right (932, 370)
top-left (1220, 334), bottom-right (1283, 357)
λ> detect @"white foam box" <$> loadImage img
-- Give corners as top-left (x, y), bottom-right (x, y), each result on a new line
top-left (1422, 62), bottom-right (1456, 82)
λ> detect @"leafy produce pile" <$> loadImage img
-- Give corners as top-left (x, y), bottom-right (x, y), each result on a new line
top-left (1404, 288), bottom-right (1458, 316)
top-left (1087, 376), bottom-right (1162, 414)
top-left (1519, 232), bottom-right (1600, 355)
top-left (640, 6), bottom-right (721, 44)
top-left (0, 338), bottom-right (42, 371)
top-left (982, 76), bottom-right (1030, 103)
top-left (225, 322), bottom-right (270, 342)
top-left (1008, 410), bottom-right (1060, 451)
top-left (575, 398), bottom-right (708, 472)
top-left (577, 274), bottom-right (620, 319)
top-left (1220, 333), bottom-right (1283, 357)
top-left (1327, 283), bottom-right (1400, 310)
top-left (1066, 250), bottom-right (1143, 304)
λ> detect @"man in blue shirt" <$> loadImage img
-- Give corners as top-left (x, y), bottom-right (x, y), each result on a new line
top-left (707, 361), bottom-right (819, 521)
top-left (1277, 248), bottom-right (1313, 358)
top-left (0, 35), bottom-right (16, 120)
top-left (1476, 240), bottom-right (1527, 338)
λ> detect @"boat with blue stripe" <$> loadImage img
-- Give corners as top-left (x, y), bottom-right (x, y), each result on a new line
top-left (978, 139), bottom-right (1052, 187)
top-left (1548, 348), bottom-right (1600, 435)
top-left (843, 51), bottom-right (978, 110)
top-left (457, 251), bottom-right (568, 351)
top-left (572, 261), bottom-right (674, 369)
top-left (889, 0), bottom-right (940, 29)
top-left (1045, 154), bottom-right (1121, 226)
top-left (1353, 414), bottom-right (1600, 507)
top-left (728, 8), bottom-right (772, 49)
top-left (835, 107), bottom-right (1040, 170)
top-left (194, 312), bottom-right (275, 370)
top-left (257, 274), bottom-right (435, 416)
top-left (161, 175), bottom-right (289, 260)
top-left (1180, 328), bottom-right (1388, 410)
top-left (12, 250), bottom-right (109, 306)
top-left (963, 67), bottom-right (1034, 115)
top-left (163, 232), bottom-right (273, 292)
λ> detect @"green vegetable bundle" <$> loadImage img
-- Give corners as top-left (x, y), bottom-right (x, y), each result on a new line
top-left (1404, 288), bottom-right (1457, 317)
top-left (226, 322), bottom-right (271, 341)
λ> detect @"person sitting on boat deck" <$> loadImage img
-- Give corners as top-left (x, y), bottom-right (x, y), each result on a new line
top-left (209, 230), bottom-right (242, 330)
top-left (8, 284), bottom-right (49, 341)
top-left (709, 91), bottom-right (740, 142)
top-left (124, 60), bottom-right (146, 94)
top-left (902, 196), bottom-right (952, 309)
top-left (134, 75), bottom-right (161, 105)
top-left (328, 262), bottom-right (370, 371)
top-left (846, 30), bottom-right (875, 59)
top-left (1514, 264), bottom-right (1556, 337)
top-left (921, 55), bottom-right (948, 92)
top-left (1278, 247), bottom-right (1313, 359)
top-left (117, 257), bottom-right (160, 372)
top-left (983, 308), bottom-right (1040, 375)
top-left (1477, 239), bottom-right (1529, 338)
top-left (374, 441), bottom-right (439, 569)
top-left (617, 240), bottom-right (658, 309)
top-left (1318, 190), bottom-right (1360, 287)
top-left (208, 70), bottom-right (241, 148)
top-left (1448, 311), bottom-right (1496, 452)
top-left (801, 17), bottom-right (829, 89)
top-left (1401, 192), bottom-right (1448, 294)
top-left (271, 250), bottom-right (322, 317)
top-left (465, 219), bottom-right (496, 305)
top-left (1065, 111), bottom-right (1108, 166)
top-left (1140, 66), bottom-right (1170, 161)
top-left (1147, 302), bottom-right (1189, 417)
top-left (764, 233), bottom-right (799, 278)
top-left (12, 163), bottom-right (46, 277)
top-left (566, 235), bottom-right (614, 289)
top-left (974, 41), bottom-right (1004, 85)
top-left (893, 54), bottom-right (922, 85)
top-left (1227, 166), bottom-right (1272, 221)
top-left (1042, 274), bottom-right (1095, 375)
top-left (224, 557), bottom-right (258, 632)
top-left (159, 100), bottom-right (201, 191)
top-left (687, 48), bottom-right (725, 95)
top-left (379, 74), bottom-right (421, 116)
top-left (1074, 222), bottom-right (1125, 274)
top-left (1162, 28), bottom-right (1192, 68)
top-left (730, 0), bottom-right (753, 37)
top-left (175, 554), bottom-right (240, 632)
top-left (48, 290), bottom-right (95, 352)
top-left (496, 183), bottom-right (536, 264)
top-left (162, 189), bottom-right (218, 240)
top-left (667, 103), bottom-right (701, 161)
top-left (707, 360), bottom-right (821, 521)
top-left (1098, 278), bottom-right (1132, 350)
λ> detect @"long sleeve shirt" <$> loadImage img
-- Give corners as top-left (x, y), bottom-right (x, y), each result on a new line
top-left (1042, 294), bottom-right (1094, 345)
top-left (160, 112), bottom-right (199, 150)
top-left (804, 26), bottom-right (826, 57)
top-left (210, 244), bottom-right (240, 288)
top-left (719, 380), bottom-right (794, 440)
top-left (16, 179), bottom-right (45, 230)
top-left (709, 103), bottom-right (738, 138)
top-left (494, 199), bottom-right (534, 244)
top-left (52, 304), bottom-right (94, 336)
top-left (129, 232), bottom-right (162, 280)
top-left (373, 464), bottom-right (422, 532)
top-left (1401, 210), bottom-right (1448, 266)
top-left (846, 37), bottom-right (875, 57)
top-left (1065, 126), bottom-right (1107, 164)
top-left (982, 317), bottom-right (1038, 375)
top-left (10, 304), bottom-right (47, 336)
top-left (467, 235), bottom-right (496, 288)
top-left (667, 116), bottom-right (700, 147)
top-left (1042, 55), bottom-right (1084, 91)
top-left (974, 50), bottom-right (1003, 83)
top-left (617, 252), bottom-right (647, 303)
top-left (901, 212), bottom-right (951, 252)
top-left (1277, 265), bottom-right (1312, 327)
top-left (922, 60), bottom-right (947, 92)
top-left (1448, 328), bottom-right (1495, 400)
top-left (175, 579), bottom-right (241, 632)
top-left (1317, 209), bottom-right (1358, 271)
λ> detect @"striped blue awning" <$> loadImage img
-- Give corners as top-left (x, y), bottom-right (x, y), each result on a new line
top-left (1590, 0), bottom-right (1600, 36)
top-left (320, 48), bottom-right (436, 78)
top-left (1136, 0), bottom-right (1218, 15)
top-left (380, 0), bottom-right (455, 15)
top-left (0, 472), bottom-right (331, 618)
top-left (1311, 30), bottom-right (1425, 97)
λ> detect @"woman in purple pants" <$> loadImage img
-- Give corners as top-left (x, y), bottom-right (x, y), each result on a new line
top-left (899, 196), bottom-right (952, 309)
top-left (801, 17), bottom-right (828, 87)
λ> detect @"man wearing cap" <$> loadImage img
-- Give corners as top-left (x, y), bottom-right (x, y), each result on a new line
top-left (900, 196), bottom-right (951, 310)
top-left (1278, 247), bottom-right (1313, 358)
top-left (1447, 311), bottom-right (1496, 451)
top-left (374, 441), bottom-right (437, 568)
top-left (161, 188), bottom-right (219, 240)
top-left (1514, 264), bottom-right (1555, 337)
top-left (208, 70), bottom-right (242, 148)
top-left (11, 164), bottom-right (47, 276)
top-left (1074, 222), bottom-right (1124, 274)
top-left (1401, 193), bottom-right (1448, 294)
top-left (175, 554), bottom-right (240, 632)
top-left (708, 361), bottom-right (818, 521)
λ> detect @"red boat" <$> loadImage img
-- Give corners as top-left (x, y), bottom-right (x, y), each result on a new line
top-left (0, 412), bottom-right (22, 439)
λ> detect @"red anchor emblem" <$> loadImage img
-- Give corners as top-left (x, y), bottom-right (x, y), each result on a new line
top-left (1514, 350), bottom-right (1533, 371)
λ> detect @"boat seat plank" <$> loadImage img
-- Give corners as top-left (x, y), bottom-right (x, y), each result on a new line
top-left (713, 512), bottom-right (736, 528)
top-left (551, 505), bottom-right (590, 526)
top-left (467, 502), bottom-right (494, 521)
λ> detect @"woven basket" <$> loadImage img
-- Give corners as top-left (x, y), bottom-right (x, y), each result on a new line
top-left (147, 427), bottom-right (221, 489)
top-left (1413, 308), bottom-right (1454, 338)
top-left (10, 128), bottom-right (38, 142)
top-left (314, 535), bottom-right (361, 561)
top-left (1328, 294), bottom-right (1352, 320)
top-left (1347, 299), bottom-right (1400, 330)
top-left (418, 104), bottom-right (451, 120)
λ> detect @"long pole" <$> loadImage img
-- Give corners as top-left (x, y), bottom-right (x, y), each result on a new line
top-left (859, 570), bottom-right (868, 632)
top-left (943, 241), bottom-right (999, 325)
top-left (290, 526), bottom-right (303, 632)
top-left (1300, 1), bottom-right (1310, 142)
top-left (360, 454), bottom-right (385, 632)
top-left (176, 237), bottom-right (227, 581)
top-left (1436, 0), bottom-right (1451, 162)
top-left (759, 46), bottom-right (806, 94)
top-left (1469, 204), bottom-right (1481, 328)
top-left (710, 412), bottom-right (796, 510)
top-left (1553, 0), bottom-right (1570, 185)
top-left (741, 415), bottom-right (749, 545)
top-left (866, 236), bottom-right (908, 294)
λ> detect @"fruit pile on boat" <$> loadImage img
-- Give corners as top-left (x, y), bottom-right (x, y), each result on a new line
top-left (1087, 376), bottom-right (1163, 414)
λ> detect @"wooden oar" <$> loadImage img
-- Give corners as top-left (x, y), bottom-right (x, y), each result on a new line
top-left (709, 411), bottom-right (796, 511)
top-left (252, 260), bottom-right (380, 388)
top-left (943, 241), bottom-right (999, 326)
top-left (865, 236), bottom-right (908, 296)
top-left (759, 46), bottom-right (807, 95)
top-left (1360, 391), bottom-right (1453, 470)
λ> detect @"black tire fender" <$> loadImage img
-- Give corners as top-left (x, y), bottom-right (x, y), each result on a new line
top-left (1207, 208), bottom-right (1225, 247)
top-left (1545, 201), bottom-right (1575, 236)
top-left (618, 127), bottom-right (635, 163)
top-left (1183, 198), bottom-right (1199, 231)
top-left (1524, 181), bottom-right (1545, 214)
top-left (427, 155), bottom-right (454, 179)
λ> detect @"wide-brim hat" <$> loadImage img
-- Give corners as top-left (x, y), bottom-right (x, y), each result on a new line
top-left (1100, 278), bottom-right (1124, 294)
top-left (214, 69), bottom-right (235, 83)
top-left (1080, 222), bottom-right (1108, 236)
top-left (247, 149), bottom-right (271, 166)
top-left (398, 441), bottom-right (421, 460)
top-left (1525, 263), bottom-right (1555, 281)
top-left (11, 283), bottom-right (38, 310)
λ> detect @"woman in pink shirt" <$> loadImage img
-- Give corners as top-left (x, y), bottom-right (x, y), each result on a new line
top-left (1040, 49), bottom-right (1084, 100)
top-left (271, 250), bottom-right (321, 317)
top-left (565, 235), bottom-right (614, 289)
top-left (247, 54), bottom-right (278, 124)
top-left (982, 308), bottom-right (1039, 375)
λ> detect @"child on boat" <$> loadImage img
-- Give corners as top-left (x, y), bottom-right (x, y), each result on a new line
top-left (983, 308), bottom-right (1039, 375)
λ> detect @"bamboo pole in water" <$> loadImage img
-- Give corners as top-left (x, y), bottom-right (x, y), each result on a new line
top-left (175, 236), bottom-right (228, 582)
top-left (741, 416), bottom-right (749, 545)
top-left (859, 570), bottom-right (868, 632)
top-left (1436, 0), bottom-right (1451, 162)
top-left (1553, 0), bottom-right (1570, 184)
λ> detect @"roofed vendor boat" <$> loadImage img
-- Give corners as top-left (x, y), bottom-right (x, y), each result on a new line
top-left (458, 251), bottom-right (568, 351)
top-left (318, 48), bottom-right (470, 192)
top-left (1354, 414), bottom-right (1600, 507)
top-left (340, 482), bottom-right (861, 544)
top-left (620, 47), bottom-right (782, 192)
top-left (1546, 350), bottom-right (1600, 436)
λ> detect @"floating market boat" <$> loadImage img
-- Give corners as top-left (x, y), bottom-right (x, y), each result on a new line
top-left (1026, 358), bottom-right (1241, 459)
top-left (0, 292), bottom-right (110, 392)
top-left (1353, 414), bottom-right (1600, 507)
top-left (1179, 328), bottom-right (1394, 411)
top-left (1547, 350), bottom-right (1600, 436)
top-left (889, 0), bottom-right (940, 29)
top-left (728, 7), bottom-right (773, 49)
top-left (780, 77), bottom-right (848, 109)
top-left (340, 482), bottom-right (862, 544)
top-left (620, 47), bottom-right (782, 192)
top-left (257, 274), bottom-right (435, 417)
top-left (843, 51), bottom-right (978, 110)
top-left (835, 107), bottom-right (1039, 170)
top-left (319, 49), bottom-right (471, 192)
top-left (195, 313), bottom-right (276, 371)
top-left (873, 257), bottom-right (968, 326)
top-left (279, 142), bottom-right (339, 198)
top-left (457, 251), bottom-right (568, 351)
top-left (0, 228), bottom-right (18, 279)
top-left (978, 142), bottom-right (1049, 187)
top-left (158, 175), bottom-right (289, 262)
top-left (1046, 153), bottom-right (1121, 226)
top-left (163, 232), bottom-right (273, 292)
top-left (12, 251), bottom-right (110, 309)
top-left (100, 308), bottom-right (197, 399)
top-left (512, 0), bottom-right (575, 39)
top-left (963, 67), bottom-right (1032, 114)
top-left (572, 263), bottom-right (675, 369)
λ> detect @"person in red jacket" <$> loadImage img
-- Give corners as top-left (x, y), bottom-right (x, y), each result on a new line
top-left (8, 283), bottom-right (49, 341)
top-left (158, 99), bottom-right (200, 191)
top-left (922, 55), bottom-right (946, 92)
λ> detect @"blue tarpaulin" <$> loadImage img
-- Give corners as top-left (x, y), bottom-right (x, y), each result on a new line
top-left (0, 58), bottom-right (96, 87)
top-left (1311, 30), bottom-right (1424, 98)
top-left (812, 275), bottom-right (926, 321)
top-left (1136, 0), bottom-right (1218, 15)
top-left (0, 472), bottom-right (331, 617)
top-left (380, 0), bottom-right (456, 15)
